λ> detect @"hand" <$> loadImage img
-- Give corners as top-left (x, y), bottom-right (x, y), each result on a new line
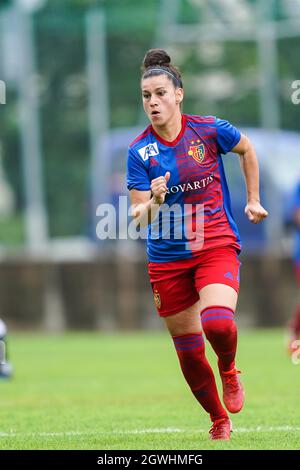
top-left (245, 200), bottom-right (268, 224)
top-left (151, 172), bottom-right (170, 205)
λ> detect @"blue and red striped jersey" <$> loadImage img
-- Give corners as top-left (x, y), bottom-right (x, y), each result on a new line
top-left (127, 114), bottom-right (241, 262)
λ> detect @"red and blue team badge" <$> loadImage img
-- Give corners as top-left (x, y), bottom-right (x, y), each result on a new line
top-left (153, 289), bottom-right (161, 309)
top-left (188, 140), bottom-right (205, 164)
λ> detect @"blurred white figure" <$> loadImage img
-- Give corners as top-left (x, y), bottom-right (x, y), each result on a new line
top-left (0, 319), bottom-right (13, 379)
top-left (0, 144), bottom-right (15, 218)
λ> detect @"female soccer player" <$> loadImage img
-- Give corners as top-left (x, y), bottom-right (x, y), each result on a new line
top-left (287, 180), bottom-right (300, 354)
top-left (127, 49), bottom-right (268, 440)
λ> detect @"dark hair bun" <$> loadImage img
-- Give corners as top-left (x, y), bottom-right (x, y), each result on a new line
top-left (143, 49), bottom-right (171, 69)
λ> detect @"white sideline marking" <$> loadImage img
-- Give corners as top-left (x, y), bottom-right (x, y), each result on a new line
top-left (0, 426), bottom-right (300, 438)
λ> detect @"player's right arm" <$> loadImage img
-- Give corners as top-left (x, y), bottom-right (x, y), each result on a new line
top-left (130, 172), bottom-right (170, 227)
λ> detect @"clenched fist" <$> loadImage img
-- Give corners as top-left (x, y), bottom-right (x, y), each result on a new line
top-left (245, 200), bottom-right (268, 224)
top-left (151, 172), bottom-right (170, 205)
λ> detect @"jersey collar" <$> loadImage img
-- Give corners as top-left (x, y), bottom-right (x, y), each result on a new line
top-left (151, 114), bottom-right (187, 147)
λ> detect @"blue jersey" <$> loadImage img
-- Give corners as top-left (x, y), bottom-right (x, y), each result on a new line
top-left (127, 114), bottom-right (241, 263)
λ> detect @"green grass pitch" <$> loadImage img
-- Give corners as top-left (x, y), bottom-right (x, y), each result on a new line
top-left (1, 329), bottom-right (300, 450)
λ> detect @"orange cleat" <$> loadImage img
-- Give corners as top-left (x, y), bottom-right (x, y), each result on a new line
top-left (220, 368), bottom-right (245, 414)
top-left (209, 417), bottom-right (232, 440)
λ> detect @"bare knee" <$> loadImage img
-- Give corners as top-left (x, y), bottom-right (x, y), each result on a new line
top-left (163, 301), bottom-right (201, 336)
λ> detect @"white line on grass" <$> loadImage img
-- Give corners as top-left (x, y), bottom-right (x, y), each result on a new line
top-left (0, 426), bottom-right (300, 438)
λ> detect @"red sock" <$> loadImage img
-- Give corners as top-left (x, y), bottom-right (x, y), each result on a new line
top-left (201, 306), bottom-right (237, 372)
top-left (172, 332), bottom-right (227, 422)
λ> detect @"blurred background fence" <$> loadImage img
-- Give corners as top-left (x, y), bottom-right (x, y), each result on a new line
top-left (0, 0), bottom-right (300, 330)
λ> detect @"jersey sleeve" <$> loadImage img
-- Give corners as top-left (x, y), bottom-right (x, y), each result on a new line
top-left (216, 118), bottom-right (241, 155)
top-left (127, 147), bottom-right (151, 191)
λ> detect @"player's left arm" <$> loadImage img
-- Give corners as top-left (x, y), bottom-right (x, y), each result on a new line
top-left (231, 133), bottom-right (269, 224)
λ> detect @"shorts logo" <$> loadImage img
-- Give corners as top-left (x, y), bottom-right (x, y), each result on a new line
top-left (224, 271), bottom-right (234, 280)
top-left (138, 142), bottom-right (159, 161)
top-left (188, 140), bottom-right (205, 164)
top-left (153, 289), bottom-right (161, 309)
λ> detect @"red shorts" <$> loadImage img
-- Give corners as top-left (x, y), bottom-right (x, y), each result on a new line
top-left (148, 246), bottom-right (241, 317)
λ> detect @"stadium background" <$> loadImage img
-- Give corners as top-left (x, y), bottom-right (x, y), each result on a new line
top-left (0, 0), bottom-right (300, 451)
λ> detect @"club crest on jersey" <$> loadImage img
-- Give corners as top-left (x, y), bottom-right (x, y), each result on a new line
top-left (138, 142), bottom-right (159, 161)
top-left (153, 289), bottom-right (161, 309)
top-left (188, 141), bottom-right (205, 164)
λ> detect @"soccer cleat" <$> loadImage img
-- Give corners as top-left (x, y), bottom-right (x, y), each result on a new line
top-left (209, 417), bottom-right (232, 440)
top-left (220, 368), bottom-right (245, 414)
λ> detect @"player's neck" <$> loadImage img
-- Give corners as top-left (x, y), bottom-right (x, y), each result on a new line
top-left (152, 112), bottom-right (182, 143)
